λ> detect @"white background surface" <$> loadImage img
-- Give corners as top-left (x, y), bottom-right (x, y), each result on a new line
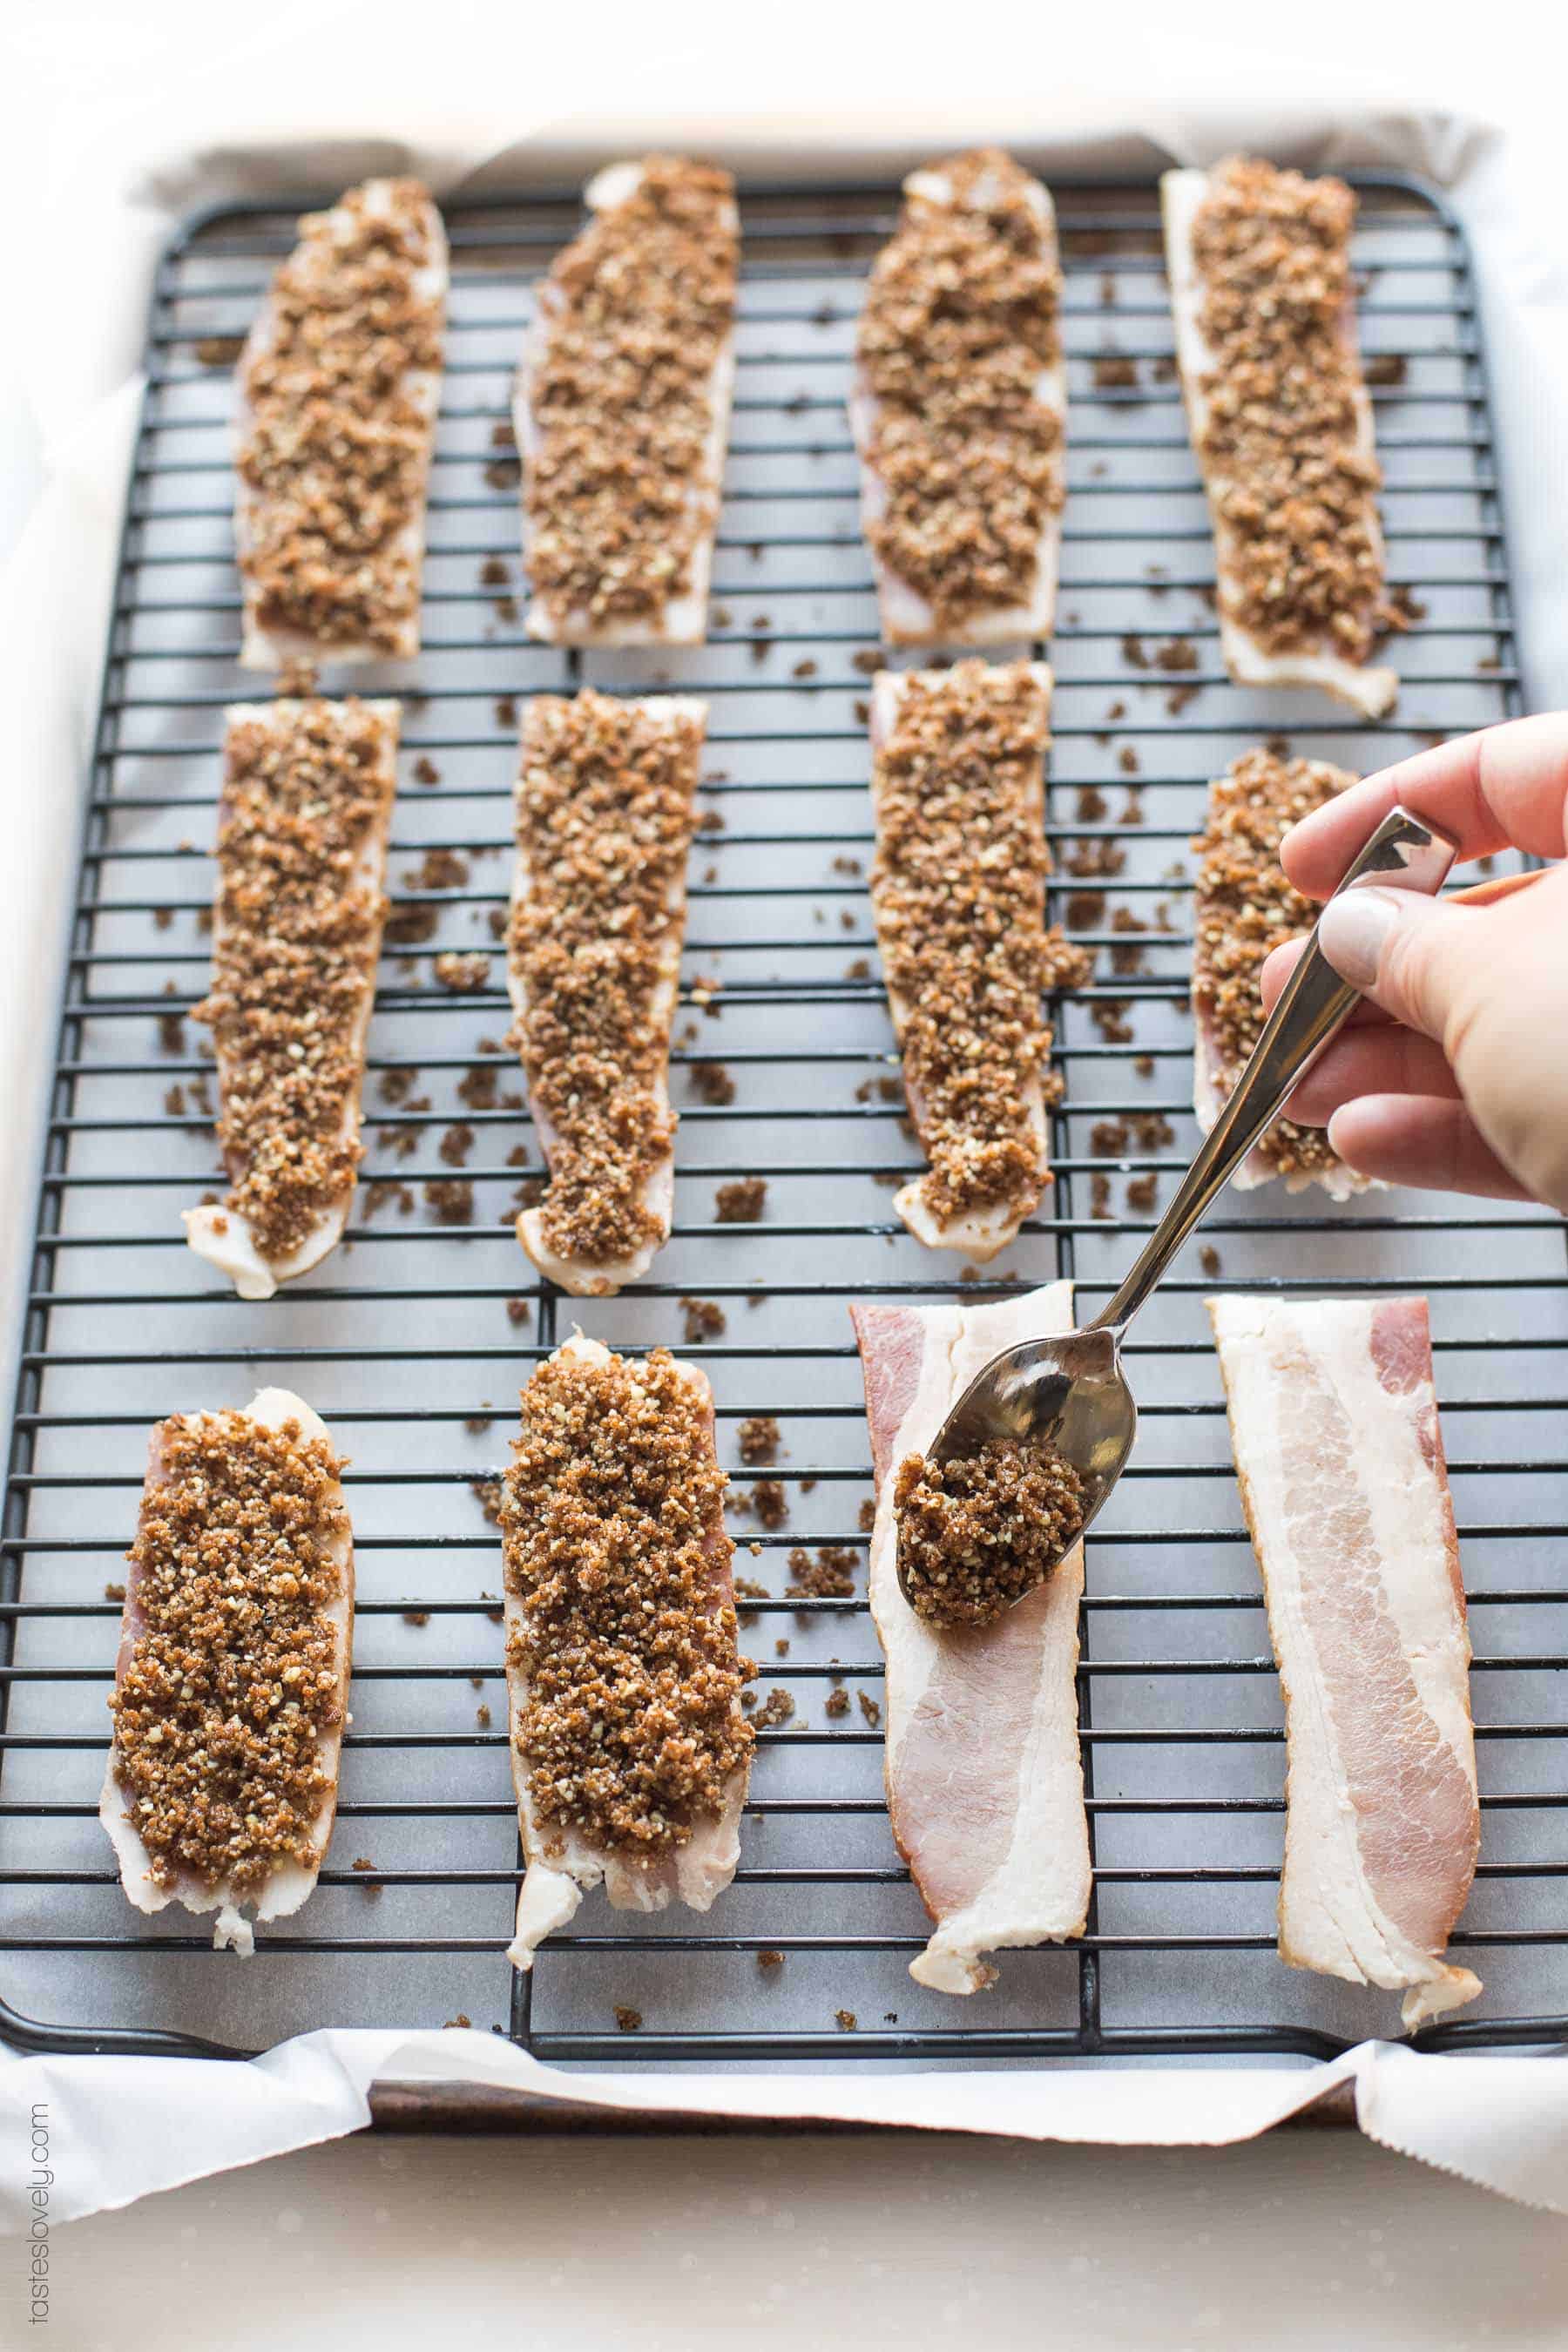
top-left (4, 0), bottom-right (1568, 2342)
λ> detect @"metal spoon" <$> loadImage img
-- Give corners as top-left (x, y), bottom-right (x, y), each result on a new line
top-left (906, 801), bottom-right (1459, 1608)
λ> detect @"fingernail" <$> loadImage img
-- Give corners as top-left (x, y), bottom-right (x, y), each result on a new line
top-left (1317, 888), bottom-right (1401, 990)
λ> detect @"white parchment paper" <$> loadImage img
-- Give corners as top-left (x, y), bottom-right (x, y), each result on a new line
top-left (4, 48), bottom-right (1568, 2225)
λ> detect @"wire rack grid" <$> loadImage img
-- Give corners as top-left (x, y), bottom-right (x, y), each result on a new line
top-left (2, 166), bottom-right (1565, 2078)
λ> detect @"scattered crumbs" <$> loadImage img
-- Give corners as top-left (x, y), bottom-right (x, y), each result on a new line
top-left (163, 1084), bottom-right (186, 1118)
top-left (679, 1295), bottom-right (727, 1344)
top-left (1121, 633), bottom-right (1149, 669)
top-left (749, 1479), bottom-right (788, 1531)
top-left (824, 1687), bottom-right (850, 1719)
top-left (1092, 354), bottom-right (1139, 389)
top-left (434, 951), bottom-right (490, 992)
top-left (1126, 1173), bottom-right (1159, 1213)
top-left (1091, 997), bottom-right (1134, 1044)
top-left (104, 1581), bottom-right (126, 1604)
top-left (774, 1637), bottom-right (790, 1657)
top-left (835, 2009), bottom-right (858, 2032)
top-left (443, 2016), bottom-right (473, 2031)
top-left (438, 1121), bottom-right (476, 1167)
top-left (495, 694), bottom-right (518, 727)
top-left (505, 1297), bottom-right (532, 1327)
top-left (715, 1176), bottom-right (767, 1223)
top-left (697, 808), bottom-right (727, 835)
top-left (857, 1690), bottom-right (882, 1729)
top-left (792, 659), bottom-right (818, 679)
top-left (195, 334), bottom-right (244, 368)
top-left (858, 1498), bottom-right (876, 1533)
top-left (476, 1704), bottom-right (491, 1727)
top-left (845, 956), bottom-right (871, 981)
top-left (686, 1063), bottom-right (738, 1105)
top-left (738, 1415), bottom-right (781, 1465)
top-left (466, 1416), bottom-right (493, 1436)
top-left (1076, 785), bottom-right (1108, 821)
top-left (851, 648), bottom-right (883, 676)
top-left (831, 854), bottom-right (863, 877)
top-left (1365, 353), bottom-right (1408, 386)
top-left (1091, 1171), bottom-right (1114, 1220)
top-left (754, 1687), bottom-right (795, 1728)
top-left (613, 2005), bottom-right (644, 2034)
top-left (1200, 1244), bottom-right (1222, 1277)
top-left (1118, 747), bottom-right (1141, 777)
top-left (423, 1178), bottom-right (475, 1225)
top-left (1153, 638), bottom-right (1199, 674)
top-left (758, 1949), bottom-right (784, 1972)
top-left (480, 556), bottom-right (510, 587)
top-left (854, 699), bottom-right (871, 726)
top-left (413, 756), bottom-right (441, 787)
top-left (351, 1856), bottom-right (378, 1873)
top-left (402, 1609), bottom-right (430, 1628)
top-left (785, 1545), bottom-right (856, 1600)
top-left (1134, 1053), bottom-right (1155, 1078)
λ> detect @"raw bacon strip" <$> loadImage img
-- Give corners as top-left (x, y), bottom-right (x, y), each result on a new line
top-left (1207, 1294), bottom-right (1480, 2030)
top-left (185, 698), bottom-right (398, 1299)
top-left (1192, 746), bottom-right (1369, 1200)
top-left (100, 1389), bottom-right (353, 1956)
top-left (1161, 159), bottom-right (1398, 719)
top-left (850, 150), bottom-right (1066, 645)
top-left (851, 1281), bottom-right (1091, 1992)
top-left (507, 689), bottom-right (705, 1296)
top-left (501, 1334), bottom-right (752, 1968)
top-left (516, 156), bottom-right (739, 647)
top-left (235, 179), bottom-right (446, 668)
top-left (868, 661), bottom-right (1086, 1261)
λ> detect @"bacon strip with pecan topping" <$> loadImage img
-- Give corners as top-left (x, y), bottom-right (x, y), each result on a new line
top-left (507, 689), bottom-right (705, 1294)
top-left (515, 156), bottom-right (739, 646)
top-left (235, 179), bottom-right (446, 668)
top-left (184, 698), bottom-right (399, 1297)
top-left (501, 1334), bottom-right (753, 1968)
top-left (100, 1389), bottom-right (353, 1955)
top-left (867, 660), bottom-right (1088, 1260)
top-left (1162, 158), bottom-right (1398, 718)
top-left (1192, 746), bottom-right (1370, 1198)
top-left (850, 150), bottom-right (1066, 645)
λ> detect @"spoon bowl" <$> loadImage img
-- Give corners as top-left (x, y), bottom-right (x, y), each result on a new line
top-left (896, 801), bottom-right (1459, 1616)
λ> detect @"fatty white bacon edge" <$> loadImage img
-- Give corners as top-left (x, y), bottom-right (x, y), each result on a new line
top-left (235, 180), bottom-right (447, 670)
top-left (1207, 1294), bottom-right (1480, 2031)
top-left (1191, 754), bottom-right (1371, 1202)
top-left (868, 663), bottom-right (1054, 1261)
top-left (98, 1388), bottom-right (353, 1956)
top-left (507, 693), bottom-right (705, 1295)
top-left (1160, 167), bottom-right (1398, 720)
top-left (505, 1332), bottom-right (750, 1968)
top-left (184, 698), bottom-right (399, 1299)
top-left (851, 1281), bottom-right (1091, 1993)
top-left (515, 159), bottom-right (738, 649)
top-left (849, 156), bottom-right (1065, 648)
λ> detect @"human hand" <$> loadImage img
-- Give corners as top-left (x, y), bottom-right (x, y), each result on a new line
top-left (1258, 713), bottom-right (1568, 1212)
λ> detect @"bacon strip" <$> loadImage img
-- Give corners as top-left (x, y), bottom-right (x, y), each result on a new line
top-left (235, 179), bottom-right (446, 669)
top-left (184, 698), bottom-right (398, 1300)
top-left (1192, 747), bottom-right (1369, 1200)
top-left (515, 157), bottom-right (739, 647)
top-left (99, 1389), bottom-right (353, 1956)
top-left (503, 1333), bottom-right (751, 1968)
top-left (1161, 160), bottom-right (1397, 719)
top-left (507, 690), bottom-right (705, 1295)
top-left (851, 1281), bottom-right (1091, 1992)
top-left (850, 151), bottom-right (1065, 646)
top-left (868, 661), bottom-right (1080, 1261)
top-left (1207, 1294), bottom-right (1480, 2030)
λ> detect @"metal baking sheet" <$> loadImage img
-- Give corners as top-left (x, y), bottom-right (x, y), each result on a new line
top-left (3, 168), bottom-right (1565, 2074)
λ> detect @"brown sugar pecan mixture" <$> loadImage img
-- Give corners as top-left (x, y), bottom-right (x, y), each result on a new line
top-left (510, 693), bottom-right (703, 1266)
top-left (1189, 158), bottom-right (1393, 661)
top-left (524, 158), bottom-right (738, 631)
top-left (1193, 747), bottom-right (1355, 1182)
top-left (857, 150), bottom-right (1064, 625)
top-left (108, 1410), bottom-right (348, 1895)
top-left (238, 180), bottom-right (443, 654)
top-left (893, 1440), bottom-right (1085, 1627)
top-left (195, 701), bottom-right (395, 1261)
top-left (501, 1346), bottom-right (753, 1856)
top-left (869, 664), bottom-right (1090, 1231)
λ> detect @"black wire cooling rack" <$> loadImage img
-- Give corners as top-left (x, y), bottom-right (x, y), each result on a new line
top-left (3, 166), bottom-right (1565, 2082)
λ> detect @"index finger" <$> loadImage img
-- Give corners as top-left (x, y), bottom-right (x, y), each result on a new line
top-left (1278, 713), bottom-right (1568, 901)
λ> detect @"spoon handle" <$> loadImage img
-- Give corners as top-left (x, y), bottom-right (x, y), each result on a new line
top-left (1092, 801), bottom-right (1459, 1337)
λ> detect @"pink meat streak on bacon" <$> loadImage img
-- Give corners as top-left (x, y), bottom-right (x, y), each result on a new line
top-left (1208, 1293), bottom-right (1480, 2031)
top-left (850, 1286), bottom-right (1091, 1993)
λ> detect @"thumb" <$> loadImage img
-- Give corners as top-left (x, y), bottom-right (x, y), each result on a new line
top-left (1315, 887), bottom-right (1478, 1049)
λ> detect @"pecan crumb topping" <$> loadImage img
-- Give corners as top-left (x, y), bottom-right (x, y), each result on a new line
top-left (196, 700), bottom-right (395, 1260)
top-left (893, 1441), bottom-right (1085, 1627)
top-left (1193, 747), bottom-right (1355, 1181)
top-left (870, 664), bottom-right (1089, 1231)
top-left (1188, 157), bottom-right (1390, 661)
top-left (510, 692), bottom-right (703, 1265)
top-left (524, 158), bottom-right (737, 631)
top-left (501, 1346), bottom-right (752, 1856)
top-left (857, 150), bottom-right (1063, 625)
top-left (109, 1409), bottom-right (348, 1895)
top-left (239, 180), bottom-right (443, 653)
